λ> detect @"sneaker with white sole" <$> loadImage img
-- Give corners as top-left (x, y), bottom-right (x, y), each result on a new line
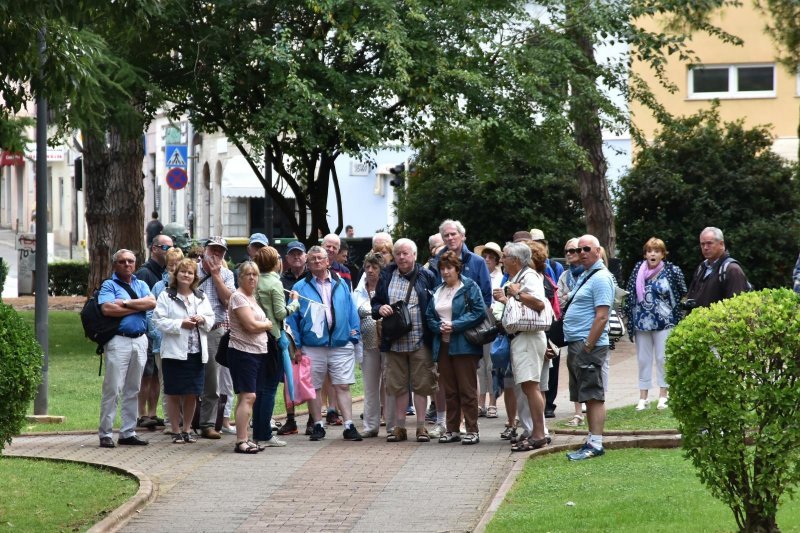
top-left (635, 399), bottom-right (650, 411)
top-left (567, 443), bottom-right (605, 461)
top-left (657, 397), bottom-right (669, 410)
top-left (262, 436), bottom-right (287, 447)
top-left (428, 423), bottom-right (446, 439)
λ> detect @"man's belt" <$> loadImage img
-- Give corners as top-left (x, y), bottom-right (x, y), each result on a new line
top-left (118, 332), bottom-right (145, 338)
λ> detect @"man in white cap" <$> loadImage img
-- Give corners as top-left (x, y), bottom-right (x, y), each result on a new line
top-left (197, 236), bottom-right (235, 439)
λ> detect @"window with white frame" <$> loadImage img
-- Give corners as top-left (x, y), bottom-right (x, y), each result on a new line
top-left (688, 64), bottom-right (776, 99)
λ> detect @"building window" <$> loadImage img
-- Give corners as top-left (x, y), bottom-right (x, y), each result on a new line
top-left (688, 64), bottom-right (776, 99)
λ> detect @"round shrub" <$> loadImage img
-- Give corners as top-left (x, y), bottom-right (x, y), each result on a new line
top-left (666, 289), bottom-right (800, 532)
top-left (0, 304), bottom-right (42, 453)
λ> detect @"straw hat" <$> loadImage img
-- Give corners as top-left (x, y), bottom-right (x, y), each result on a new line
top-left (474, 241), bottom-right (502, 260)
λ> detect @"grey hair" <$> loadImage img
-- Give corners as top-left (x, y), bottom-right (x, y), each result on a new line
top-left (112, 249), bottom-right (135, 263)
top-left (564, 237), bottom-right (579, 248)
top-left (322, 233), bottom-right (340, 246)
top-left (439, 219), bottom-right (466, 237)
top-left (579, 234), bottom-right (600, 247)
top-left (372, 232), bottom-right (392, 248)
top-left (428, 233), bottom-right (443, 249)
top-left (503, 242), bottom-right (530, 265)
top-left (393, 238), bottom-right (417, 256)
top-left (701, 227), bottom-right (724, 242)
top-left (307, 245), bottom-right (327, 257)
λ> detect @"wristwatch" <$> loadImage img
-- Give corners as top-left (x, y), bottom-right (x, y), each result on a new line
top-left (122, 300), bottom-right (129, 308)
top-left (513, 293), bottom-right (521, 301)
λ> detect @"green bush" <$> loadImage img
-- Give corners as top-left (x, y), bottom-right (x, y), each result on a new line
top-left (49, 261), bottom-right (90, 296)
top-left (0, 304), bottom-right (43, 453)
top-left (615, 107), bottom-right (800, 289)
top-left (0, 257), bottom-right (8, 301)
top-left (666, 289), bottom-right (800, 532)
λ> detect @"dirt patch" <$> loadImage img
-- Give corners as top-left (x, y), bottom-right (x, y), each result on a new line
top-left (3, 295), bottom-right (85, 311)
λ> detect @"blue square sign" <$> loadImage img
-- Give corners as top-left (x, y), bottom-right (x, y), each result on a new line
top-left (166, 145), bottom-right (188, 168)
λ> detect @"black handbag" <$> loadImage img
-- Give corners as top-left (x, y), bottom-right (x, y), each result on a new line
top-left (381, 268), bottom-right (418, 342)
top-left (548, 269), bottom-right (600, 348)
top-left (464, 306), bottom-right (499, 346)
top-left (215, 329), bottom-right (231, 367)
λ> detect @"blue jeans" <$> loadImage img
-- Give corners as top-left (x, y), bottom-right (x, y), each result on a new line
top-left (252, 353), bottom-right (282, 441)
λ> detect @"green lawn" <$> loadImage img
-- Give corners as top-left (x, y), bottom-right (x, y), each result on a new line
top-left (21, 310), bottom-right (364, 432)
top-left (554, 403), bottom-right (679, 431)
top-left (0, 456), bottom-right (136, 531)
top-left (488, 448), bottom-right (800, 532)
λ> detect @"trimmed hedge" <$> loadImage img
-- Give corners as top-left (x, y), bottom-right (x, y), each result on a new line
top-left (49, 261), bottom-right (89, 296)
top-left (0, 304), bottom-right (42, 453)
top-left (0, 257), bottom-right (8, 301)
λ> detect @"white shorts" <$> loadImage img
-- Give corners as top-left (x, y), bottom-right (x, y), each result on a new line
top-left (510, 331), bottom-right (547, 385)
top-left (304, 343), bottom-right (356, 389)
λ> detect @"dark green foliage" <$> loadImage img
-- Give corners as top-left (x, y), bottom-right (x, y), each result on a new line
top-left (396, 128), bottom-right (585, 258)
top-left (0, 257), bottom-right (8, 301)
top-left (615, 108), bottom-right (800, 288)
top-left (48, 262), bottom-right (90, 296)
top-left (667, 289), bottom-right (800, 532)
top-left (0, 304), bottom-right (42, 453)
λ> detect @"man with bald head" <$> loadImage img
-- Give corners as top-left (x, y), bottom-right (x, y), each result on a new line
top-left (562, 234), bottom-right (615, 461)
top-left (322, 233), bottom-right (352, 290)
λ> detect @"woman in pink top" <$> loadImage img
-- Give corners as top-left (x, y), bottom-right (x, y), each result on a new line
top-left (228, 261), bottom-right (273, 454)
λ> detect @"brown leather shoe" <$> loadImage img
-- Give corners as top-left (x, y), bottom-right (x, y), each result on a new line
top-left (201, 427), bottom-right (221, 439)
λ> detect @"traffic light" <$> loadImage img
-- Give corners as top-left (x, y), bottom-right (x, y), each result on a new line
top-left (389, 163), bottom-right (405, 187)
top-left (74, 156), bottom-right (83, 191)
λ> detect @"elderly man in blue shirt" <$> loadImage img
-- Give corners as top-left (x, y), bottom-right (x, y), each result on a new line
top-left (97, 249), bottom-right (156, 448)
top-left (562, 235), bottom-right (615, 461)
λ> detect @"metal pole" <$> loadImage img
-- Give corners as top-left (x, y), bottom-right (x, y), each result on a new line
top-left (264, 148), bottom-right (273, 240)
top-left (33, 27), bottom-right (49, 415)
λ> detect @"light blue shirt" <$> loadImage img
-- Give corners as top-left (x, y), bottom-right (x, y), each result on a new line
top-left (98, 273), bottom-right (152, 335)
top-left (562, 261), bottom-right (615, 346)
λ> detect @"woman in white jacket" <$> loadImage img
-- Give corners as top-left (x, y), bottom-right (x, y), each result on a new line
top-left (153, 258), bottom-right (215, 443)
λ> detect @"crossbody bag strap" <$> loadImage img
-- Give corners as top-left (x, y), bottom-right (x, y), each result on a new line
top-left (112, 278), bottom-right (139, 300)
top-left (561, 268), bottom-right (601, 315)
top-left (402, 267), bottom-right (418, 303)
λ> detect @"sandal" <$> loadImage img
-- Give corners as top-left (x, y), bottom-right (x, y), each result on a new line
top-left (461, 432), bottom-right (480, 445)
top-left (478, 406), bottom-right (487, 418)
top-left (248, 440), bottom-right (266, 452)
top-left (172, 433), bottom-right (185, 444)
top-left (500, 425), bottom-right (515, 440)
top-left (416, 427), bottom-right (430, 442)
top-left (234, 440), bottom-right (259, 454)
top-left (511, 438), bottom-right (533, 452)
top-left (438, 432), bottom-right (461, 443)
top-left (182, 432), bottom-right (196, 444)
top-left (486, 406), bottom-right (498, 419)
top-left (566, 415), bottom-right (584, 427)
top-left (386, 427), bottom-right (407, 442)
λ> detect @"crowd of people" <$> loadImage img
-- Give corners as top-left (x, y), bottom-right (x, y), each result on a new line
top-left (95, 222), bottom-right (752, 461)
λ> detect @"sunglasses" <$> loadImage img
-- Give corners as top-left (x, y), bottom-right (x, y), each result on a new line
top-left (153, 244), bottom-right (171, 251)
top-left (565, 246), bottom-right (593, 254)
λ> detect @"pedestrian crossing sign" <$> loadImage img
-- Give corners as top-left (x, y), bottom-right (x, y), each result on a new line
top-left (166, 145), bottom-right (188, 168)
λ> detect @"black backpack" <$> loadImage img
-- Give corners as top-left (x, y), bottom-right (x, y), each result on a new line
top-left (81, 279), bottom-right (139, 372)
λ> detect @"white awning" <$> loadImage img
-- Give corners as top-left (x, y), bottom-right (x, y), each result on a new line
top-left (221, 155), bottom-right (295, 198)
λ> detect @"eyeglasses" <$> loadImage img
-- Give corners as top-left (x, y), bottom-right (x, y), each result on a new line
top-left (117, 259), bottom-right (135, 264)
top-left (153, 244), bottom-right (171, 251)
top-left (566, 246), bottom-right (593, 254)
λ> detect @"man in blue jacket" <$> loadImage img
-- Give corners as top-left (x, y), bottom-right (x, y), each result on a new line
top-left (429, 219), bottom-right (492, 307)
top-left (287, 246), bottom-right (362, 442)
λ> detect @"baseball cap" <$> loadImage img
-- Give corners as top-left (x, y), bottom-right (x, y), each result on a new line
top-left (249, 232), bottom-right (269, 247)
top-left (512, 231), bottom-right (532, 243)
top-left (286, 241), bottom-right (306, 254)
top-left (206, 236), bottom-right (228, 250)
top-left (529, 228), bottom-right (546, 241)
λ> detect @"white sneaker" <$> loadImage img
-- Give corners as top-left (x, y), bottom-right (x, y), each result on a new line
top-left (220, 426), bottom-right (236, 435)
top-left (635, 399), bottom-right (650, 411)
top-left (428, 423), bottom-right (446, 439)
top-left (263, 436), bottom-right (287, 447)
top-left (270, 418), bottom-right (280, 431)
top-left (657, 397), bottom-right (668, 410)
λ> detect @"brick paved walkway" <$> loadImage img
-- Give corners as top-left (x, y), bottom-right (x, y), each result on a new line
top-left (6, 339), bottom-right (677, 532)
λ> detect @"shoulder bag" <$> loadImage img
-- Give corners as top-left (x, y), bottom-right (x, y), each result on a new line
top-left (381, 268), bottom-right (418, 342)
top-left (464, 305), bottom-right (499, 346)
top-left (548, 268), bottom-right (601, 347)
top-left (501, 268), bottom-right (554, 334)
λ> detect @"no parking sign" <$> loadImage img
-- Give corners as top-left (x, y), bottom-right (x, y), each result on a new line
top-left (166, 167), bottom-right (188, 190)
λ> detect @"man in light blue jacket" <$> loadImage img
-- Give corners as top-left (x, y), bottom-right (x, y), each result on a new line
top-left (287, 245), bottom-right (362, 443)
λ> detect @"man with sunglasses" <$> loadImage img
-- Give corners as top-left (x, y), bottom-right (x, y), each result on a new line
top-left (134, 233), bottom-right (174, 430)
top-left (97, 249), bottom-right (157, 448)
top-left (562, 235), bottom-right (616, 461)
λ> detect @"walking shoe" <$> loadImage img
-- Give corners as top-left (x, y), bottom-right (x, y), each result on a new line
top-left (326, 408), bottom-right (341, 425)
top-left (657, 397), bottom-right (669, 410)
top-left (361, 429), bottom-right (379, 438)
top-left (137, 416), bottom-right (158, 429)
top-left (567, 443), bottom-right (605, 461)
top-left (261, 436), bottom-right (287, 447)
top-left (220, 426), bottom-right (236, 435)
top-left (153, 416), bottom-right (166, 427)
top-left (544, 409), bottom-right (556, 419)
top-left (406, 405), bottom-right (416, 416)
top-left (99, 437), bottom-right (115, 448)
top-left (271, 418), bottom-right (281, 431)
top-left (278, 419), bottom-right (298, 435)
top-left (425, 403), bottom-right (437, 422)
top-left (343, 425), bottom-right (363, 441)
top-left (309, 424), bottom-right (326, 441)
top-left (118, 435), bottom-right (149, 446)
top-left (305, 417), bottom-right (314, 435)
top-left (635, 399), bottom-right (650, 411)
top-left (428, 423), bottom-right (446, 439)
top-left (201, 427), bottom-right (221, 439)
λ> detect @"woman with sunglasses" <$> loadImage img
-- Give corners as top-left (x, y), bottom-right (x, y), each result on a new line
top-left (623, 237), bottom-right (687, 411)
top-left (557, 238), bottom-right (585, 427)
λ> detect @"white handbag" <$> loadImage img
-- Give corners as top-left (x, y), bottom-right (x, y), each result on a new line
top-left (501, 269), bottom-right (554, 334)
top-left (608, 309), bottom-right (626, 339)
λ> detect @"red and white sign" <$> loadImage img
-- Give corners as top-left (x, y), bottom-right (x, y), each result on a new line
top-left (0, 151), bottom-right (25, 166)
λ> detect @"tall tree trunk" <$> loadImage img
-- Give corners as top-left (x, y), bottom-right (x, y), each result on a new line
top-left (567, 1), bottom-right (617, 257)
top-left (83, 127), bottom-right (145, 293)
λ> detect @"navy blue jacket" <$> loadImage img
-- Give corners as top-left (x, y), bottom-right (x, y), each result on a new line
top-left (371, 263), bottom-right (437, 352)
top-left (428, 243), bottom-right (492, 307)
top-left (425, 275), bottom-right (486, 361)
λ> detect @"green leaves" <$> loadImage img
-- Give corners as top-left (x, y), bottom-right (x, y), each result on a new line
top-left (667, 289), bottom-right (800, 530)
